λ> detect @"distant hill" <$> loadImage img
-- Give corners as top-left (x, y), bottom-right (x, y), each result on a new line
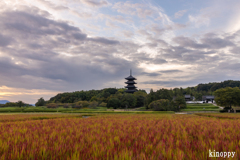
top-left (195, 80), bottom-right (240, 92)
top-left (0, 100), bottom-right (10, 104)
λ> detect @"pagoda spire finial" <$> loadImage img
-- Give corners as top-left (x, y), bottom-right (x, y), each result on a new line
top-left (130, 69), bottom-right (132, 76)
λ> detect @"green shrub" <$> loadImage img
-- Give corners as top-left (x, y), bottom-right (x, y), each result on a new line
top-left (120, 94), bottom-right (137, 108)
top-left (89, 101), bottom-right (98, 109)
top-left (107, 98), bottom-right (121, 109)
top-left (76, 101), bottom-right (89, 108)
top-left (148, 99), bottom-right (169, 111)
top-left (99, 102), bottom-right (107, 107)
top-left (63, 103), bottom-right (69, 108)
top-left (47, 103), bottom-right (58, 108)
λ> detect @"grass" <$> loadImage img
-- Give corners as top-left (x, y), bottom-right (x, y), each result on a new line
top-left (62, 111), bottom-right (175, 114)
top-left (134, 106), bottom-right (147, 111)
top-left (180, 103), bottom-right (220, 112)
top-left (181, 109), bottom-right (220, 111)
top-left (0, 106), bottom-right (174, 114)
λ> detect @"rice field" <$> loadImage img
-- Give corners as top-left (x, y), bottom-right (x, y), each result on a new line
top-left (0, 113), bottom-right (239, 159)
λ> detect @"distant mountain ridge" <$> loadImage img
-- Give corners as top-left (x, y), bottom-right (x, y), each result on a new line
top-left (0, 100), bottom-right (10, 104)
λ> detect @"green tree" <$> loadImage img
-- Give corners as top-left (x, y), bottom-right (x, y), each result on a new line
top-left (194, 93), bottom-right (202, 101)
top-left (89, 101), bottom-right (98, 109)
top-left (90, 96), bottom-right (98, 102)
top-left (107, 98), bottom-right (121, 109)
top-left (155, 88), bottom-right (172, 101)
top-left (214, 87), bottom-right (240, 109)
top-left (121, 93), bottom-right (137, 108)
top-left (35, 97), bottom-right (45, 106)
top-left (4, 102), bottom-right (18, 107)
top-left (47, 103), bottom-right (58, 108)
top-left (145, 89), bottom-right (155, 109)
top-left (17, 101), bottom-right (24, 108)
top-left (148, 99), bottom-right (169, 111)
top-left (171, 96), bottom-right (187, 111)
top-left (99, 102), bottom-right (107, 107)
top-left (134, 91), bottom-right (147, 107)
top-left (75, 101), bottom-right (89, 108)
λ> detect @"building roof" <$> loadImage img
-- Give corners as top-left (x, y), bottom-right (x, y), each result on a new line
top-left (125, 89), bottom-right (137, 93)
top-left (185, 95), bottom-right (191, 98)
top-left (125, 75), bottom-right (137, 80)
top-left (125, 85), bottom-right (137, 88)
top-left (203, 95), bottom-right (215, 99)
top-left (125, 81), bottom-right (137, 84)
top-left (125, 69), bottom-right (137, 80)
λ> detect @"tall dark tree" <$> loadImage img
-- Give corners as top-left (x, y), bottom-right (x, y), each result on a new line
top-left (145, 89), bottom-right (155, 109)
top-left (134, 91), bottom-right (147, 107)
top-left (17, 101), bottom-right (24, 108)
top-left (35, 97), bottom-right (46, 106)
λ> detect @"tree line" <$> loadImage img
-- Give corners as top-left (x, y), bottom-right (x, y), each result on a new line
top-left (0, 101), bottom-right (32, 107)
top-left (31, 80), bottom-right (240, 111)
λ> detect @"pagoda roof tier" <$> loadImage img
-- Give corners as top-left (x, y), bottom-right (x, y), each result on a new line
top-left (125, 81), bottom-right (137, 84)
top-left (125, 86), bottom-right (137, 88)
top-left (125, 90), bottom-right (136, 93)
top-left (125, 75), bottom-right (136, 80)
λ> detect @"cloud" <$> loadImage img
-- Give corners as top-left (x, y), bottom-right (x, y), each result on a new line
top-left (36, 0), bottom-right (69, 11)
top-left (159, 70), bottom-right (182, 73)
top-left (70, 10), bottom-right (92, 18)
top-left (80, 0), bottom-right (109, 7)
top-left (201, 35), bottom-right (235, 49)
top-left (136, 8), bottom-right (154, 19)
top-left (141, 72), bottom-right (162, 77)
top-left (173, 36), bottom-right (209, 49)
top-left (122, 30), bottom-right (134, 38)
top-left (88, 37), bottom-right (120, 45)
top-left (0, 6), bottom-right (147, 94)
top-left (112, 1), bottom-right (155, 19)
top-left (175, 10), bottom-right (187, 19)
top-left (0, 85), bottom-right (59, 104)
top-left (112, 1), bottom-right (142, 15)
top-left (189, 14), bottom-right (210, 28)
top-left (0, 34), bottom-right (13, 47)
top-left (1, 1), bottom-right (240, 103)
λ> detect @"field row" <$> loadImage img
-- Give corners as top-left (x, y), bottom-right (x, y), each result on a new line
top-left (0, 114), bottom-right (240, 159)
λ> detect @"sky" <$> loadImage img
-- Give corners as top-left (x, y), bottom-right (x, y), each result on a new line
top-left (0, 0), bottom-right (240, 104)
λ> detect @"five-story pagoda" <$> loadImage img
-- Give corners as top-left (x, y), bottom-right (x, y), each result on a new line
top-left (125, 70), bottom-right (137, 93)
